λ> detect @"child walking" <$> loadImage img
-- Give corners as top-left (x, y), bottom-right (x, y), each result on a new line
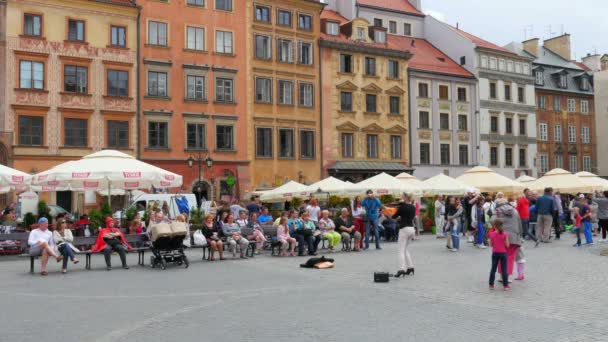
top-left (573, 207), bottom-right (583, 247)
top-left (515, 246), bottom-right (526, 281)
top-left (488, 219), bottom-right (510, 290)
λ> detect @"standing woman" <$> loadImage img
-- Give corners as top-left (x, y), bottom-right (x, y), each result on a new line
top-left (444, 196), bottom-right (456, 249)
top-left (434, 195), bottom-right (445, 239)
top-left (447, 199), bottom-right (463, 252)
top-left (393, 194), bottom-right (416, 277)
top-left (351, 196), bottom-right (365, 249)
top-left (53, 219), bottom-right (79, 273)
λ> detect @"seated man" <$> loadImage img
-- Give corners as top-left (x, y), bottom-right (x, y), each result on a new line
top-left (294, 211), bottom-right (318, 256)
top-left (28, 217), bottom-right (62, 276)
top-left (258, 207), bottom-right (273, 225)
top-left (91, 217), bottom-right (132, 270)
top-left (335, 208), bottom-right (361, 251)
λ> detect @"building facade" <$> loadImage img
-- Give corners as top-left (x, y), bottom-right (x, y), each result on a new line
top-left (582, 54), bottom-right (608, 177)
top-left (2, 0), bottom-right (138, 211)
top-left (138, 0), bottom-right (249, 202)
top-left (247, 0), bottom-right (325, 189)
top-left (319, 11), bottom-right (411, 181)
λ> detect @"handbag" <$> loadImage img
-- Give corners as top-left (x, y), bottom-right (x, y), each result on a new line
top-left (374, 272), bottom-right (390, 283)
top-left (192, 230), bottom-right (207, 246)
top-left (182, 231), bottom-right (191, 247)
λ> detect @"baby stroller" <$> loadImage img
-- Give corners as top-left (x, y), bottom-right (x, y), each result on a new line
top-left (149, 222), bottom-right (189, 270)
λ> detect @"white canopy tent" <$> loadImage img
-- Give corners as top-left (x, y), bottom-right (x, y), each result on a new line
top-left (516, 175), bottom-right (537, 183)
top-left (306, 176), bottom-right (350, 197)
top-left (456, 166), bottom-right (525, 194)
top-left (528, 168), bottom-right (595, 194)
top-left (420, 174), bottom-right (474, 197)
top-left (346, 172), bottom-right (422, 197)
top-left (0, 163), bottom-right (32, 193)
top-left (395, 172), bottom-right (423, 187)
top-left (575, 172), bottom-right (608, 192)
top-left (259, 181), bottom-right (310, 202)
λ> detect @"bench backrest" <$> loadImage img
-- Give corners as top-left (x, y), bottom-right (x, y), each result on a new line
top-left (0, 233), bottom-right (149, 252)
top-left (0, 232), bottom-right (29, 244)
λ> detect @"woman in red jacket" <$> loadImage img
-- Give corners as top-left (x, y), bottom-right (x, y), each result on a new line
top-left (91, 217), bottom-right (132, 271)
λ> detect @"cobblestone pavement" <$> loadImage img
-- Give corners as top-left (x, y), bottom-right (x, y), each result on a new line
top-left (1, 233), bottom-right (607, 342)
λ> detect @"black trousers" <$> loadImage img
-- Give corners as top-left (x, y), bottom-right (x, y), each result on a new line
top-left (103, 240), bottom-right (127, 267)
top-left (489, 252), bottom-right (508, 286)
top-left (599, 219), bottom-right (608, 239)
top-left (552, 212), bottom-right (561, 239)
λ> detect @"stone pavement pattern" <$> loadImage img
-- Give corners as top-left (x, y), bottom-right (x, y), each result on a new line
top-left (0, 235), bottom-right (607, 342)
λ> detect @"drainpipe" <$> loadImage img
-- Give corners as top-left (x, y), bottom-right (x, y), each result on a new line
top-left (407, 72), bottom-right (413, 175)
top-left (318, 41), bottom-right (324, 179)
top-left (135, 4), bottom-right (142, 160)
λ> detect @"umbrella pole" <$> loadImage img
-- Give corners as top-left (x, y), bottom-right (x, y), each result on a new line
top-left (108, 182), bottom-right (112, 209)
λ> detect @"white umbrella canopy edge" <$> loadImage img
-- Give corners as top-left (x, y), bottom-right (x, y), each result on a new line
top-left (456, 166), bottom-right (525, 194)
top-left (575, 172), bottom-right (608, 192)
top-left (346, 172), bottom-right (422, 197)
top-left (259, 181), bottom-right (311, 202)
top-left (306, 176), bottom-right (351, 197)
top-left (0, 163), bottom-right (33, 193)
top-left (420, 173), bottom-right (475, 197)
top-left (528, 168), bottom-right (595, 194)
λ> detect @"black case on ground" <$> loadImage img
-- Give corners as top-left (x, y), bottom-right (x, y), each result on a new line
top-left (374, 272), bottom-right (390, 283)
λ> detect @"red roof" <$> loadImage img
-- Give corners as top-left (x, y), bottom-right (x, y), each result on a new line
top-left (320, 10), bottom-right (399, 50)
top-left (357, 0), bottom-right (424, 16)
top-left (572, 61), bottom-right (591, 71)
top-left (92, 0), bottom-right (137, 7)
top-left (321, 9), bottom-right (348, 25)
top-left (389, 36), bottom-right (474, 78)
top-left (451, 27), bottom-right (516, 55)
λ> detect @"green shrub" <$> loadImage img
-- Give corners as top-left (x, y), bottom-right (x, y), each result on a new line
top-left (125, 206), bottom-right (138, 222)
top-left (88, 208), bottom-right (103, 230)
top-left (36, 200), bottom-right (52, 223)
top-left (189, 207), bottom-right (204, 231)
top-left (379, 195), bottom-right (396, 205)
top-left (24, 212), bottom-right (36, 229)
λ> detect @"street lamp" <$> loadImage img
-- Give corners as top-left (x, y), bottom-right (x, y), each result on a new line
top-left (186, 152), bottom-right (213, 203)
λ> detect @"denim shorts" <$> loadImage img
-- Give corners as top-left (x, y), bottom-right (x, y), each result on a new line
top-left (29, 245), bottom-right (42, 256)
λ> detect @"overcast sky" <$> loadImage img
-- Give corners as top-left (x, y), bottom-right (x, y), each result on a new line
top-left (423, 0), bottom-right (608, 59)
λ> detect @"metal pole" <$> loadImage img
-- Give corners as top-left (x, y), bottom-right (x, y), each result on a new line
top-left (198, 152), bottom-right (202, 186)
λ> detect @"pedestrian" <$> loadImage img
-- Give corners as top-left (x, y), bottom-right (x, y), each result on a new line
top-left (579, 197), bottom-right (594, 245)
top-left (351, 196), bottom-right (365, 249)
top-left (447, 199), bottom-right (463, 252)
top-left (553, 192), bottom-right (563, 240)
top-left (361, 190), bottom-right (382, 250)
top-left (572, 207), bottom-right (583, 247)
top-left (27, 217), bottom-right (62, 276)
top-left (246, 196), bottom-right (261, 218)
top-left (306, 198), bottom-right (321, 227)
top-left (494, 199), bottom-right (522, 284)
top-left (471, 195), bottom-right (487, 249)
top-left (319, 210), bottom-right (341, 253)
top-left (393, 193), bottom-right (416, 277)
top-left (517, 189), bottom-right (538, 245)
top-left (488, 219), bottom-right (510, 290)
top-left (536, 188), bottom-right (556, 243)
top-left (444, 196), bottom-right (455, 249)
top-left (595, 191), bottom-right (608, 242)
top-left (434, 195), bottom-right (445, 239)
top-left (515, 246), bottom-right (526, 281)
top-left (276, 217), bottom-right (296, 257)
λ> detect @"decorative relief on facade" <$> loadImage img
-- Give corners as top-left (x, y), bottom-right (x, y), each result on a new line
top-left (457, 104), bottom-right (469, 112)
top-left (439, 101), bottom-right (451, 111)
top-left (103, 97), bottom-right (134, 112)
top-left (439, 132), bottom-right (451, 140)
top-left (60, 94), bottom-right (93, 108)
top-left (417, 99), bottom-right (431, 108)
top-left (13, 90), bottom-right (49, 106)
top-left (418, 131), bottom-right (432, 139)
top-left (458, 133), bottom-right (470, 142)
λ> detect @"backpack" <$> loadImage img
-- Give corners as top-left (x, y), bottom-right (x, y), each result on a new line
top-left (300, 256), bottom-right (335, 268)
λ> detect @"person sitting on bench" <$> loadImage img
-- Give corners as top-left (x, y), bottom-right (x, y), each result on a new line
top-left (91, 217), bottom-right (132, 271)
top-left (28, 217), bottom-right (62, 276)
top-left (335, 208), bottom-right (361, 251)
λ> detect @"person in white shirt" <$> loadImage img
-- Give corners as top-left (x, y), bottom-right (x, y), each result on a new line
top-left (306, 198), bottom-right (321, 226)
top-left (28, 217), bottom-right (62, 276)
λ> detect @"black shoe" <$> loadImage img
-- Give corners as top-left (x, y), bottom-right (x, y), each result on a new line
top-left (376, 247), bottom-right (382, 250)
top-left (394, 270), bottom-right (406, 278)
top-left (122, 266), bottom-right (129, 270)
top-left (298, 253), bottom-right (305, 256)
top-left (106, 267), bottom-right (112, 271)
top-left (308, 252), bottom-right (317, 256)
top-left (405, 268), bottom-right (415, 275)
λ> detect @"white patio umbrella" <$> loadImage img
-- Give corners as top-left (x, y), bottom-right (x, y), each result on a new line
top-left (306, 177), bottom-right (350, 196)
top-left (420, 174), bottom-right (473, 197)
top-left (516, 175), bottom-right (537, 183)
top-left (259, 181), bottom-right (310, 202)
top-left (395, 172), bottom-right (423, 187)
top-left (346, 172), bottom-right (421, 197)
top-left (31, 150), bottom-right (183, 206)
top-left (0, 163), bottom-right (32, 193)
top-left (528, 168), bottom-right (595, 194)
top-left (456, 166), bottom-right (524, 194)
top-left (575, 172), bottom-right (608, 192)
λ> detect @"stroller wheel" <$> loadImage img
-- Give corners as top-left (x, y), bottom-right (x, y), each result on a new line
top-left (160, 258), bottom-right (167, 270)
top-left (183, 255), bottom-right (189, 268)
top-left (150, 256), bottom-right (155, 268)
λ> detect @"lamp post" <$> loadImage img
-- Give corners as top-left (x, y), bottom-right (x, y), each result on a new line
top-left (187, 152), bottom-right (213, 204)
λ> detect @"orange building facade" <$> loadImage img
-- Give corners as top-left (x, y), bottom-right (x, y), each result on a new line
top-left (139, 0), bottom-right (249, 202)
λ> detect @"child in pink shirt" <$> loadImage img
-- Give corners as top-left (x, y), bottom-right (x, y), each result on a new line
top-left (488, 219), bottom-right (510, 290)
top-left (276, 217), bottom-right (296, 257)
top-left (572, 207), bottom-right (583, 247)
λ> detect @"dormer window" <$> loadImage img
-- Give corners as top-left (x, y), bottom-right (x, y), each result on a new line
top-left (581, 77), bottom-right (590, 91)
top-left (374, 30), bottom-right (386, 43)
top-left (535, 70), bottom-right (544, 85)
top-left (559, 74), bottom-right (567, 88)
top-left (356, 28), bottom-right (365, 40)
top-left (326, 21), bottom-right (339, 36)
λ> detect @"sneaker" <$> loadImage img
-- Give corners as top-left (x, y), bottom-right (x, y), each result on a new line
top-left (584, 242), bottom-right (595, 246)
top-left (534, 240), bottom-right (540, 248)
top-left (489, 285), bottom-right (495, 290)
top-left (478, 245), bottom-right (487, 249)
top-left (450, 248), bottom-right (458, 252)
top-left (515, 276), bottom-right (524, 281)
top-left (573, 243), bottom-right (581, 247)
top-left (503, 285), bottom-right (511, 291)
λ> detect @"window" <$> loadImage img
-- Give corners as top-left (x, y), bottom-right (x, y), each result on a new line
top-left (505, 117), bottom-right (513, 134)
top-left (439, 85), bottom-right (449, 100)
top-left (388, 60), bottom-right (399, 79)
top-left (403, 23), bottom-right (412, 36)
top-left (535, 70), bottom-right (543, 85)
top-left (498, 59), bottom-right (505, 71)
top-left (298, 82), bottom-right (313, 107)
top-left (490, 147), bottom-right (498, 166)
top-left (458, 115), bottom-right (467, 131)
top-left (366, 135), bottom-right (378, 158)
top-left (419, 111), bottom-right (430, 129)
top-left (278, 10), bottom-right (292, 27)
top-left (569, 155), bottom-right (578, 173)
top-left (504, 84), bottom-right (511, 101)
top-left (374, 30), bottom-right (386, 43)
top-left (459, 145), bottom-right (468, 166)
top-left (326, 22), bottom-right (339, 36)
top-left (519, 119), bottom-right (526, 135)
top-left (68, 19), bottom-right (84, 42)
top-left (107, 69), bottom-right (128, 97)
top-left (24, 14), bottom-right (41, 36)
top-left (18, 116), bottom-right (43, 146)
top-left (256, 127), bottom-right (273, 158)
top-left (555, 154), bottom-right (563, 169)
top-left (517, 86), bottom-right (525, 103)
top-left (148, 21), bottom-right (167, 46)
top-left (581, 77), bottom-right (590, 91)
top-left (540, 154), bottom-right (549, 174)
top-left (365, 94), bottom-right (377, 113)
top-left (457, 87), bottom-right (467, 102)
top-left (341, 133), bottom-right (353, 158)
top-left (389, 96), bottom-right (400, 114)
top-left (420, 143), bottom-right (430, 165)
top-left (186, 123), bottom-right (206, 150)
top-left (490, 116), bottom-right (499, 133)
top-left (255, 35), bottom-right (271, 59)
top-left (187, 0), bottom-right (204, 5)
top-left (110, 26), bottom-right (126, 47)
top-left (559, 74), bottom-right (567, 88)
top-left (553, 96), bottom-right (561, 111)
top-left (523, 64), bottom-right (530, 75)
top-left (515, 62), bottom-right (521, 73)
top-left (340, 92), bottom-right (352, 111)
top-left (279, 129), bottom-right (294, 158)
top-left (373, 18), bottom-right (383, 27)
top-left (216, 125), bottom-right (234, 150)
top-left (581, 100), bottom-right (589, 114)
top-left (255, 5), bottom-right (270, 22)
top-left (583, 156), bottom-right (592, 172)
top-left (507, 60), bottom-right (513, 72)
top-left (277, 39), bottom-right (294, 63)
top-left (418, 83), bottom-right (429, 98)
top-left (489, 82), bottom-right (497, 99)
top-left (567, 98), bottom-right (576, 112)
top-left (64, 118), bottom-right (87, 147)
top-left (105, 120), bottom-right (129, 149)
top-left (539, 123), bottom-right (548, 141)
top-left (20, 61), bottom-right (44, 89)
top-left (147, 71), bottom-right (167, 97)
top-left (215, 0), bottom-right (232, 11)
top-left (215, 78), bottom-right (233, 103)
top-left (389, 21), bottom-right (397, 34)
top-left (480, 56), bottom-right (488, 68)
top-left (148, 122), bottom-right (168, 148)
top-left (64, 65), bottom-right (87, 94)
top-left (440, 144), bottom-right (450, 165)
top-left (356, 28), bottom-right (365, 40)
top-left (519, 148), bottom-right (526, 167)
top-left (439, 113), bottom-right (449, 130)
top-left (390, 136), bottom-right (401, 159)
top-left (364, 57), bottom-right (376, 76)
top-left (186, 75), bottom-right (206, 101)
top-left (278, 80), bottom-right (293, 105)
top-left (582, 127), bottom-right (590, 144)
top-left (298, 42), bottom-right (313, 65)
top-left (568, 126), bottom-right (576, 143)
top-left (554, 125), bottom-right (562, 142)
top-left (300, 130), bottom-right (315, 159)
top-left (215, 31), bottom-right (233, 54)
top-left (505, 147), bottom-right (513, 167)
top-left (538, 96), bottom-right (546, 109)
top-left (186, 26), bottom-right (204, 50)
top-left (255, 77), bottom-right (272, 103)
top-left (489, 58), bottom-right (497, 70)
top-left (298, 14), bottom-right (312, 31)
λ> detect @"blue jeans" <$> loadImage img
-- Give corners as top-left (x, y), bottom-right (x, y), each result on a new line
top-left (489, 252), bottom-right (508, 286)
top-left (521, 219), bottom-right (537, 242)
top-left (451, 222), bottom-right (461, 250)
top-left (476, 222), bottom-right (485, 245)
top-left (583, 221), bottom-right (593, 244)
top-left (59, 244), bottom-right (75, 269)
top-left (365, 218), bottom-right (381, 249)
top-left (574, 227), bottom-right (581, 245)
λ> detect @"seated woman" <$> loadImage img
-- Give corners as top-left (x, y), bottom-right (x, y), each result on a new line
top-left (319, 210), bottom-right (341, 252)
top-left (276, 216), bottom-right (296, 256)
top-left (201, 214), bottom-right (224, 261)
top-left (129, 213), bottom-right (144, 235)
top-left (91, 217), bottom-right (132, 271)
top-left (52, 218), bottom-right (80, 273)
top-left (221, 213), bottom-right (249, 259)
top-left (335, 208), bottom-right (362, 251)
top-left (247, 213), bottom-right (267, 254)
top-left (294, 211), bottom-right (318, 256)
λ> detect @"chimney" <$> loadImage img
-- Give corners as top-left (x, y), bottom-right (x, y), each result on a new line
top-left (522, 38), bottom-right (539, 57)
top-left (544, 34), bottom-right (572, 61)
top-left (409, 0), bottom-right (422, 11)
top-left (582, 53), bottom-right (601, 72)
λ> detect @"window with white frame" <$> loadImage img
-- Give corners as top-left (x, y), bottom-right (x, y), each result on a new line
top-left (148, 21), bottom-right (167, 46)
top-left (523, 64), bottom-right (530, 75)
top-left (147, 71), bottom-right (167, 97)
top-left (255, 77), bottom-right (272, 103)
top-left (186, 123), bottom-right (206, 150)
top-left (581, 77), bottom-right (590, 91)
top-left (535, 70), bottom-right (544, 85)
top-left (480, 56), bottom-right (488, 68)
top-left (581, 100), bottom-right (589, 114)
top-left (326, 22), bottom-right (339, 36)
top-left (489, 57), bottom-right (497, 69)
top-left (374, 30), bottom-right (386, 43)
top-left (186, 75), bottom-right (206, 101)
top-left (186, 26), bottom-right (204, 50)
top-left (298, 82), bottom-right (313, 107)
top-left (538, 96), bottom-right (546, 109)
top-left (278, 80), bottom-right (293, 105)
top-left (403, 23), bottom-right (412, 36)
top-left (568, 126), bottom-right (576, 143)
top-left (539, 154), bottom-right (549, 174)
top-left (255, 34), bottom-right (272, 59)
top-left (553, 96), bottom-right (561, 111)
top-left (498, 59), bottom-right (505, 71)
top-left (554, 124), bottom-right (562, 142)
top-left (515, 62), bottom-right (522, 73)
top-left (277, 39), bottom-right (294, 63)
top-left (567, 98), bottom-right (576, 112)
top-left (539, 123), bottom-right (548, 141)
top-left (299, 41), bottom-right (313, 65)
top-left (279, 128), bottom-right (294, 158)
top-left (366, 134), bottom-right (378, 158)
top-left (20, 61), bottom-right (44, 89)
top-left (341, 133), bottom-right (353, 158)
top-left (215, 30), bottom-right (233, 54)
top-left (215, 78), bottom-right (233, 103)
top-left (507, 61), bottom-right (513, 72)
top-left (555, 154), bottom-right (563, 169)
top-left (569, 155), bottom-right (578, 173)
top-left (300, 130), bottom-right (315, 159)
top-left (582, 127), bottom-right (590, 144)
top-left (583, 156), bottom-right (592, 172)
top-left (389, 21), bottom-right (397, 34)
top-left (256, 127), bottom-right (273, 158)
top-left (559, 74), bottom-right (568, 88)
top-left (390, 136), bottom-right (401, 159)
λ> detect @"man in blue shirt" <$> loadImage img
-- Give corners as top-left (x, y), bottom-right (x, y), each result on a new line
top-left (535, 187), bottom-right (556, 243)
top-left (361, 190), bottom-right (383, 250)
top-left (258, 207), bottom-right (273, 224)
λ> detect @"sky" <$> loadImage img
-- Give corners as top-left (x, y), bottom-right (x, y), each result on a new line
top-left (422, 0), bottom-right (608, 60)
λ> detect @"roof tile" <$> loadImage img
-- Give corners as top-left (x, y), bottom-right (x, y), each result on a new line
top-left (451, 27), bottom-right (516, 55)
top-left (356, 0), bottom-right (423, 16)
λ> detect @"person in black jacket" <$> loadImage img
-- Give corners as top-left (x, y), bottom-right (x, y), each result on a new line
top-left (392, 193), bottom-right (417, 277)
top-left (202, 214), bottom-right (224, 261)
